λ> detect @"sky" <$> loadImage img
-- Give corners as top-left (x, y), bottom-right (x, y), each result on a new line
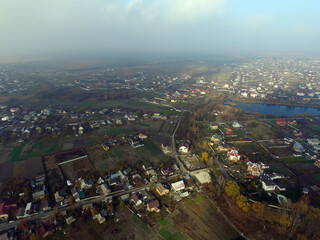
top-left (1, 0), bottom-right (320, 58)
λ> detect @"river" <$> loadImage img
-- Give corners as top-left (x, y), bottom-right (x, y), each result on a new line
top-left (226, 101), bottom-right (320, 116)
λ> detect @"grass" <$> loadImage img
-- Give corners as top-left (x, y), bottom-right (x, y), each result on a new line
top-left (141, 123), bottom-right (150, 127)
top-left (113, 149), bottom-right (123, 158)
top-left (84, 139), bottom-right (98, 146)
top-left (281, 156), bottom-right (310, 164)
top-left (235, 129), bottom-right (246, 136)
top-left (9, 143), bottom-right (27, 162)
top-left (159, 219), bottom-right (168, 226)
top-left (77, 100), bottom-right (98, 108)
top-left (158, 227), bottom-right (186, 240)
top-left (186, 194), bottom-right (205, 206)
top-left (145, 143), bottom-right (166, 161)
top-left (313, 174), bottom-right (320, 182)
top-left (9, 137), bottom-right (63, 162)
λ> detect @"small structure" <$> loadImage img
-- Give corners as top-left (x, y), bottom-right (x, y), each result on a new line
top-left (66, 216), bottom-right (76, 225)
top-left (0, 203), bottom-right (9, 220)
top-left (130, 193), bottom-right (142, 206)
top-left (171, 180), bottom-right (185, 192)
top-left (155, 183), bottom-right (169, 196)
top-left (147, 200), bottom-right (160, 212)
top-left (178, 142), bottom-right (190, 154)
top-left (277, 118), bottom-right (286, 126)
top-left (100, 184), bottom-right (111, 195)
top-left (210, 123), bottom-right (219, 130)
top-left (227, 149), bottom-right (240, 162)
top-left (232, 121), bottom-right (242, 129)
top-left (247, 162), bottom-right (263, 177)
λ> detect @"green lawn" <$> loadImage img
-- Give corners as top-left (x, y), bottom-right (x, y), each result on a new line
top-left (113, 149), bottom-right (123, 158)
top-left (84, 139), bottom-right (98, 146)
top-left (77, 100), bottom-right (98, 108)
top-left (280, 156), bottom-right (310, 164)
top-left (159, 219), bottom-right (168, 226)
top-left (9, 143), bottom-right (27, 162)
top-left (235, 129), bottom-right (246, 136)
top-left (9, 138), bottom-right (63, 162)
top-left (145, 143), bottom-right (166, 161)
top-left (186, 194), bottom-right (205, 206)
top-left (158, 227), bottom-right (186, 240)
top-left (106, 128), bottom-right (134, 136)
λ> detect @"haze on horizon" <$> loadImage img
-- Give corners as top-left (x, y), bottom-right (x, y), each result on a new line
top-left (1, 0), bottom-right (320, 59)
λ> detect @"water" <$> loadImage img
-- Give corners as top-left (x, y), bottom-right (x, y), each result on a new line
top-left (226, 101), bottom-right (320, 116)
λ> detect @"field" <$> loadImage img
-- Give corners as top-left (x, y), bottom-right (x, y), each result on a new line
top-left (280, 156), bottom-right (311, 164)
top-left (8, 137), bottom-right (63, 162)
top-left (59, 156), bottom-right (96, 181)
top-left (268, 163), bottom-right (293, 177)
top-left (244, 121), bottom-right (284, 140)
top-left (65, 207), bottom-right (159, 240)
top-left (172, 195), bottom-right (239, 240)
top-left (97, 127), bottom-right (134, 136)
top-left (289, 163), bottom-right (320, 175)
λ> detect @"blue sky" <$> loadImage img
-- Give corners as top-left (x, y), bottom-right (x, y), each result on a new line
top-left (0, 0), bottom-right (319, 57)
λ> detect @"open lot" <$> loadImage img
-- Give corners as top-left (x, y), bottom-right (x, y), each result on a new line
top-left (172, 195), bottom-right (239, 240)
top-left (8, 137), bottom-right (63, 162)
top-left (59, 156), bottom-right (96, 181)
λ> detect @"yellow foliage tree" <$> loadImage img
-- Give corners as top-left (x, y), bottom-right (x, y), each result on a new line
top-left (252, 201), bottom-right (266, 217)
top-left (236, 195), bottom-right (250, 213)
top-left (201, 152), bottom-right (209, 163)
top-left (279, 213), bottom-right (292, 228)
top-left (225, 181), bottom-right (240, 199)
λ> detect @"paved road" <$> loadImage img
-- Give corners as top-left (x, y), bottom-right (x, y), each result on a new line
top-left (0, 175), bottom-right (179, 232)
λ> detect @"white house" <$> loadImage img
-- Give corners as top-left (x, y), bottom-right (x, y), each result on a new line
top-left (227, 149), bottom-right (240, 162)
top-left (171, 180), bottom-right (185, 192)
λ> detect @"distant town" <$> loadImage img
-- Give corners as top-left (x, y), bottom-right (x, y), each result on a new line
top-left (0, 56), bottom-right (319, 239)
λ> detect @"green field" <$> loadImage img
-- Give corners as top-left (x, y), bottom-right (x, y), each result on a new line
top-left (113, 149), bottom-right (123, 158)
top-left (280, 156), bottom-right (310, 164)
top-left (145, 143), bottom-right (166, 161)
top-left (102, 127), bottom-right (134, 136)
top-left (235, 129), bottom-right (246, 136)
top-left (9, 138), bottom-right (63, 162)
top-left (158, 227), bottom-right (186, 240)
top-left (77, 100), bottom-right (99, 108)
top-left (186, 194), bottom-right (205, 206)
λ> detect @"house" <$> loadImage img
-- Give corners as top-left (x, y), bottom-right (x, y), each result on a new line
top-left (16, 207), bottom-right (25, 219)
top-left (93, 213), bottom-right (106, 224)
top-left (171, 180), bottom-right (185, 192)
top-left (293, 142), bottom-right (305, 152)
top-left (100, 184), bottom-right (111, 195)
top-left (276, 118), bottom-right (286, 126)
top-left (24, 202), bottom-right (32, 216)
top-left (209, 123), bottom-right (219, 130)
top-left (147, 200), bottom-right (160, 212)
top-left (178, 142), bottom-right (190, 154)
top-left (227, 149), bottom-right (240, 162)
top-left (80, 179), bottom-right (94, 190)
top-left (232, 121), bottom-right (242, 129)
top-left (66, 216), bottom-right (76, 225)
top-left (130, 193), bottom-right (142, 206)
top-left (293, 130), bottom-right (303, 137)
top-left (138, 133), bottom-right (148, 139)
top-left (155, 183), bottom-right (169, 196)
top-left (247, 162), bottom-right (263, 177)
top-left (161, 142), bottom-right (172, 154)
top-left (54, 191), bottom-right (64, 203)
top-left (129, 137), bottom-right (144, 148)
top-left (0, 203), bottom-right (9, 220)
top-left (161, 168), bottom-right (173, 176)
top-left (260, 174), bottom-right (286, 192)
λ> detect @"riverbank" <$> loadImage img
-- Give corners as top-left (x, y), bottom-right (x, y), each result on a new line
top-left (225, 99), bottom-right (320, 116)
top-left (227, 97), bottom-right (320, 109)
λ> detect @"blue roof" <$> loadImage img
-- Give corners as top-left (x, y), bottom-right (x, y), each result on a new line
top-left (78, 192), bottom-right (85, 199)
